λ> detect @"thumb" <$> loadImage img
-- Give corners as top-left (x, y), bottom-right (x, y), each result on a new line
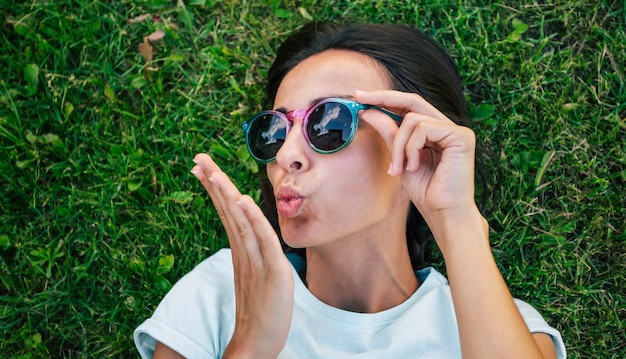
top-left (359, 107), bottom-right (400, 159)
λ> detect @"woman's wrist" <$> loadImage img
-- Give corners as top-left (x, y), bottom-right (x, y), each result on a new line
top-left (423, 204), bottom-right (490, 260)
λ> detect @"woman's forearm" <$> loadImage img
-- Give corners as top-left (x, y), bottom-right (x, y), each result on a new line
top-left (427, 206), bottom-right (554, 359)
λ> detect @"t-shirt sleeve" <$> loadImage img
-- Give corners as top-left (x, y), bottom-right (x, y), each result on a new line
top-left (135, 317), bottom-right (214, 358)
top-left (514, 299), bottom-right (567, 359)
top-left (134, 249), bottom-right (236, 359)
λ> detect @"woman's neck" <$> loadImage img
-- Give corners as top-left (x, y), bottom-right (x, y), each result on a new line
top-left (304, 231), bottom-right (419, 313)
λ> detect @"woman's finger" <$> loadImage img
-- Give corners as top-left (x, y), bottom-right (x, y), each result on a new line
top-left (391, 113), bottom-right (444, 174)
top-left (190, 164), bottom-right (237, 243)
top-left (355, 89), bottom-right (452, 123)
top-left (193, 153), bottom-right (223, 178)
top-left (210, 171), bottom-right (264, 268)
top-left (401, 113), bottom-right (469, 172)
top-left (191, 154), bottom-right (251, 268)
top-left (236, 195), bottom-right (286, 270)
top-left (359, 109), bottom-right (399, 159)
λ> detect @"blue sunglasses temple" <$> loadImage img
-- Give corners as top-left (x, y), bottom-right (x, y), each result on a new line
top-left (365, 105), bottom-right (403, 123)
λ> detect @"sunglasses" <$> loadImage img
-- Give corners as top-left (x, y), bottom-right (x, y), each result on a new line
top-left (242, 98), bottom-right (402, 163)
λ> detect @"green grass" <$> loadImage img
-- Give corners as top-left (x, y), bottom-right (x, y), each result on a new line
top-left (0, 0), bottom-right (624, 357)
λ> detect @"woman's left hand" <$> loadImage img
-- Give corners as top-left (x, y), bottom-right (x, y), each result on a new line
top-left (355, 90), bottom-right (478, 227)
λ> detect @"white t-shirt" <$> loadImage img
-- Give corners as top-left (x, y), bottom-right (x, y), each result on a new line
top-left (134, 249), bottom-right (566, 358)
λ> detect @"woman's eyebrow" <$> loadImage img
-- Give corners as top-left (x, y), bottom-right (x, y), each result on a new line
top-left (273, 94), bottom-right (354, 113)
top-left (309, 94), bottom-right (353, 107)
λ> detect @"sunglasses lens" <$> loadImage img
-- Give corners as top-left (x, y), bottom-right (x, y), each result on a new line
top-left (247, 113), bottom-right (287, 161)
top-left (306, 103), bottom-right (354, 151)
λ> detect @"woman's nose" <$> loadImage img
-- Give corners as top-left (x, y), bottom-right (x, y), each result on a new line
top-left (275, 118), bottom-right (310, 172)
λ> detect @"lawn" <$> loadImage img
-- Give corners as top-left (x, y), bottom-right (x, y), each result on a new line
top-left (1, 0), bottom-right (624, 357)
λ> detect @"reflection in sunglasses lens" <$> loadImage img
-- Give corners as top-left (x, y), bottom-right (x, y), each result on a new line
top-left (307, 103), bottom-right (352, 151)
top-left (251, 114), bottom-right (286, 160)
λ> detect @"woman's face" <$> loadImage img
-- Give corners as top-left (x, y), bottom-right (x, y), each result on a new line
top-left (267, 49), bottom-right (408, 248)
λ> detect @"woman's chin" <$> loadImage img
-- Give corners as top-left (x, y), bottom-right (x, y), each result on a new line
top-left (279, 226), bottom-right (312, 249)
top-left (281, 234), bottom-right (309, 249)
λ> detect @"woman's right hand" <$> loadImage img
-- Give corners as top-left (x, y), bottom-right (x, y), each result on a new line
top-left (191, 153), bottom-right (294, 359)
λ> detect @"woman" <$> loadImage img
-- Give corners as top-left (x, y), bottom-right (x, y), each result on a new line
top-left (134, 22), bottom-right (566, 358)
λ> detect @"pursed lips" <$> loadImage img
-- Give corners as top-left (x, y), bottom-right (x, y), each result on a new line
top-left (275, 186), bottom-right (305, 219)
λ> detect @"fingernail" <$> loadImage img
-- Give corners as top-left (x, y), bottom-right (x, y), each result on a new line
top-left (190, 168), bottom-right (203, 179)
top-left (387, 162), bottom-right (393, 175)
